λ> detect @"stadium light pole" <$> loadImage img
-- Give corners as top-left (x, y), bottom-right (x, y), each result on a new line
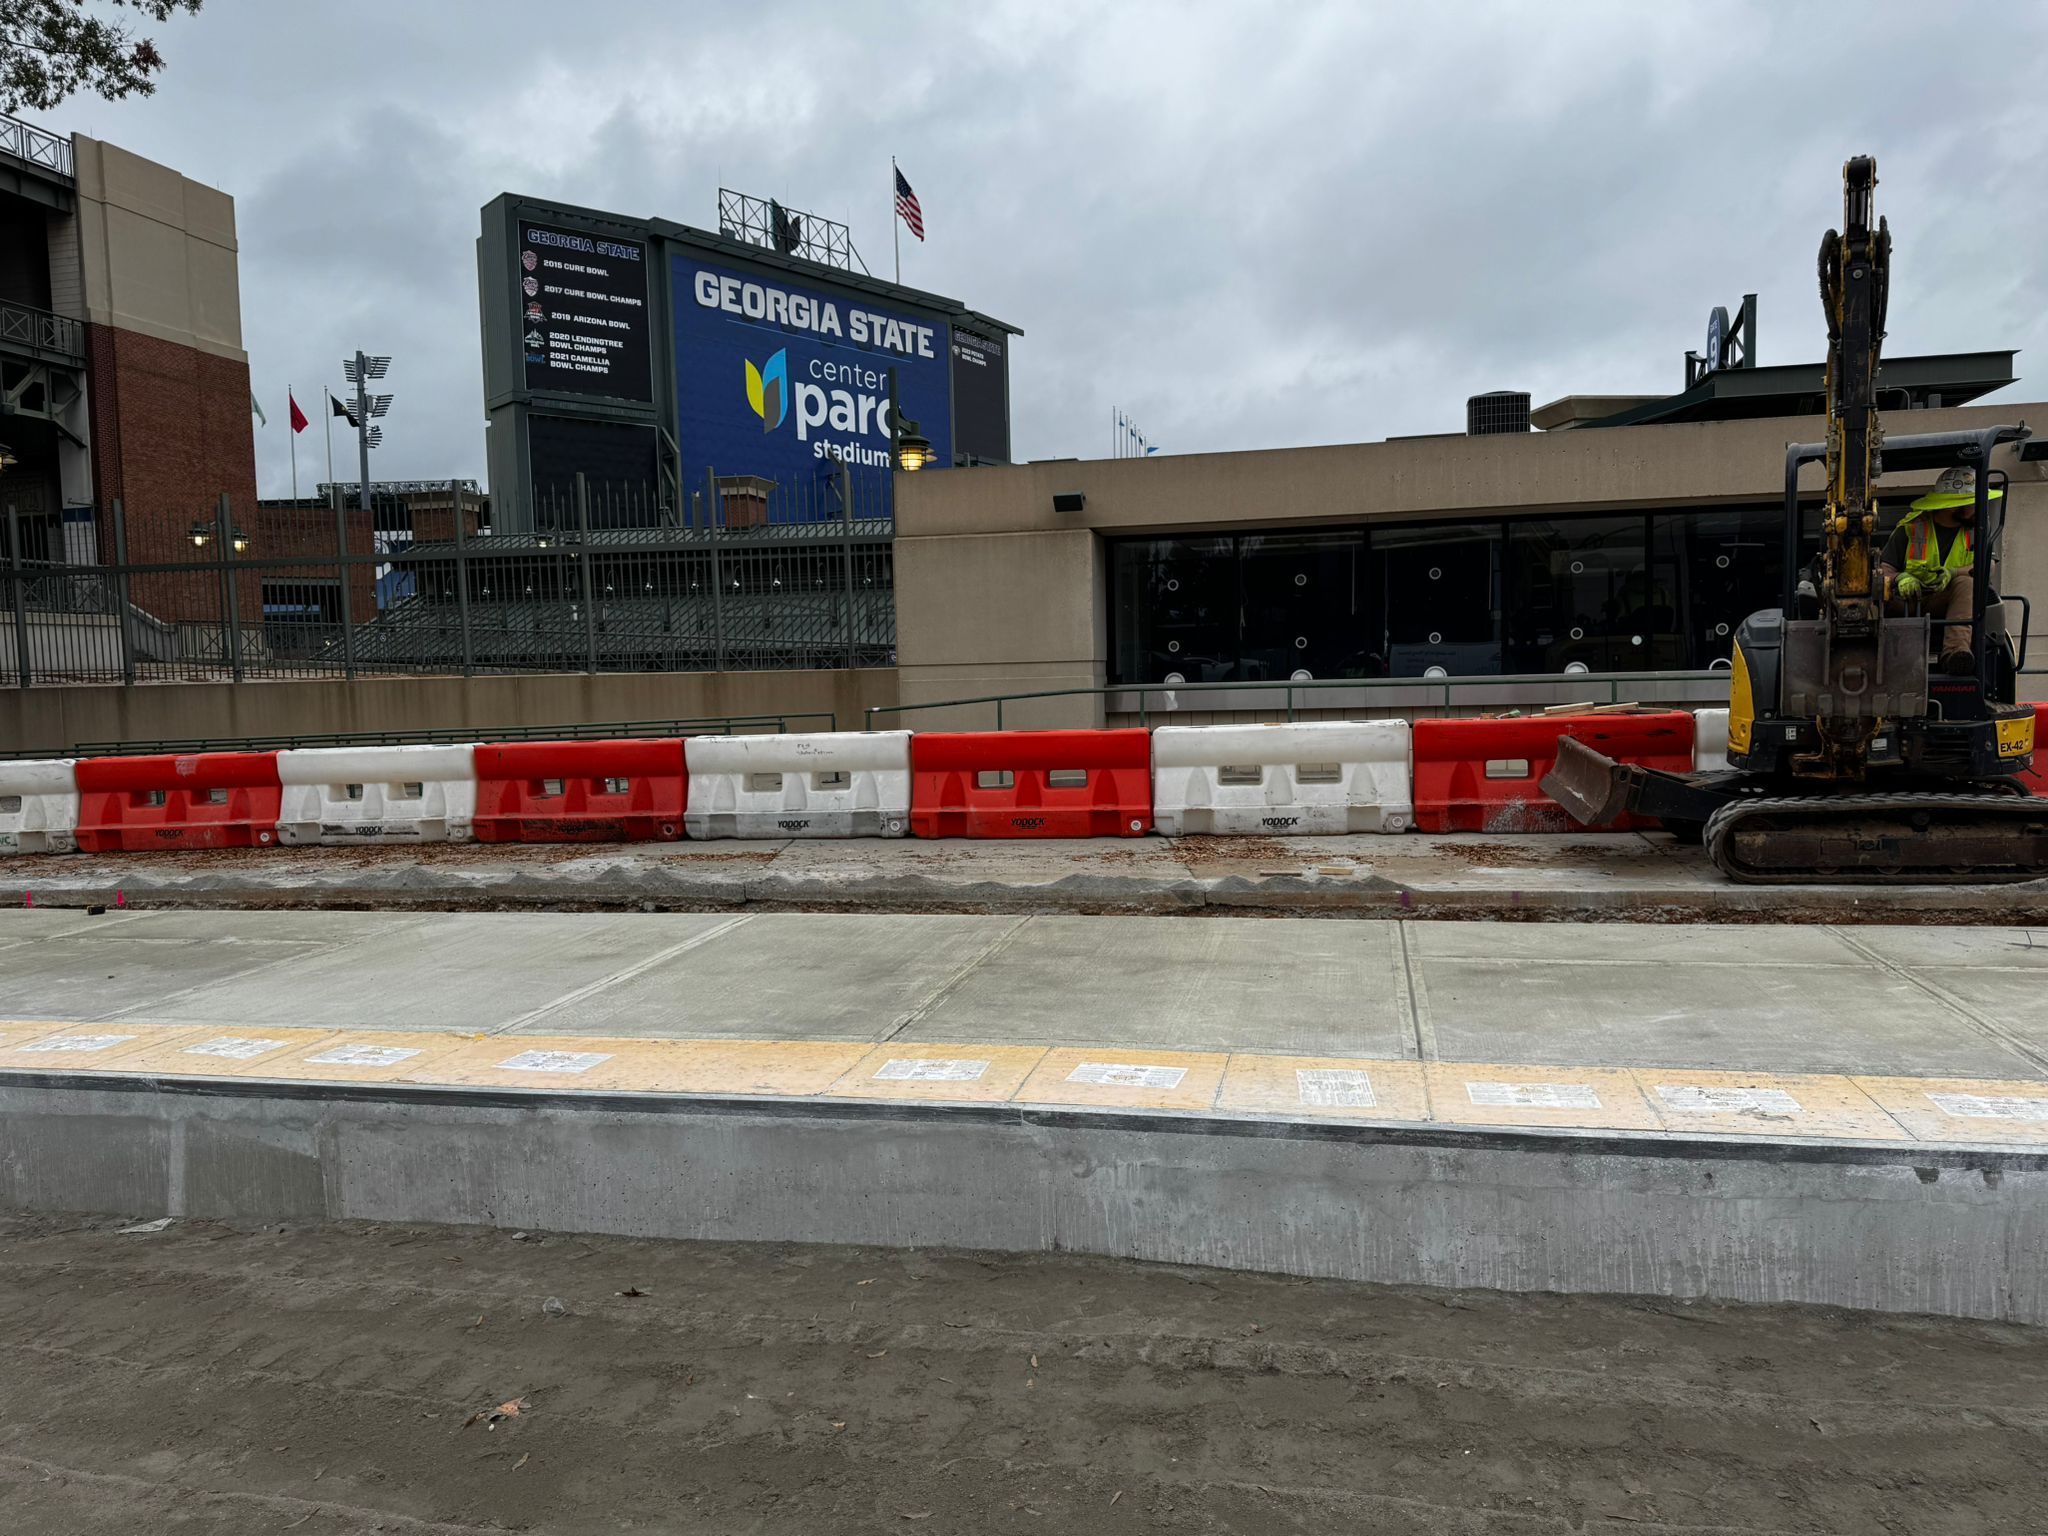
top-left (343, 351), bottom-right (392, 530)
top-left (338, 352), bottom-right (390, 679)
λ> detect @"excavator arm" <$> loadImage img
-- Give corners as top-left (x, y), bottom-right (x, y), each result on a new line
top-left (1816, 155), bottom-right (1889, 632)
top-left (1802, 155), bottom-right (1899, 780)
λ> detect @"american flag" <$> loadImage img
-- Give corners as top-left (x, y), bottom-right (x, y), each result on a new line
top-left (894, 166), bottom-right (925, 242)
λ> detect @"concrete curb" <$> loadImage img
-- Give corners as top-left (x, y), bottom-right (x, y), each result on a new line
top-left (3, 1071), bottom-right (2042, 1322)
top-left (4, 861), bottom-right (2045, 923)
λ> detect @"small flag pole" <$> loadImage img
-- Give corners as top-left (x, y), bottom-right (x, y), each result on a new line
top-left (891, 155), bottom-right (900, 285)
top-left (289, 387), bottom-right (299, 501)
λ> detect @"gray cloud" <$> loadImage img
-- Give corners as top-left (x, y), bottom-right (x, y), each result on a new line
top-left (42, 0), bottom-right (2048, 497)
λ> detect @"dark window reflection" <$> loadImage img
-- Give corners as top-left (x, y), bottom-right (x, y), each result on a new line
top-left (1375, 523), bottom-right (1500, 677)
top-left (1111, 537), bottom-right (1235, 682)
top-left (1239, 531), bottom-right (1376, 679)
top-left (1505, 517), bottom-right (1679, 672)
top-left (1105, 507), bottom-right (1805, 685)
top-left (1680, 508), bottom-right (1782, 667)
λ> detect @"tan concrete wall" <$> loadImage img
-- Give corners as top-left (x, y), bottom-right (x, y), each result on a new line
top-left (893, 529), bottom-right (1106, 728)
top-left (0, 669), bottom-right (898, 756)
top-left (70, 134), bottom-right (244, 363)
top-left (893, 402), bottom-right (2048, 723)
top-left (896, 402), bottom-right (2048, 539)
top-left (2001, 479), bottom-right (2048, 694)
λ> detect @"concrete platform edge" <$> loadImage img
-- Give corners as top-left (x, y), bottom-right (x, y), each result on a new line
top-left (4, 1073), bottom-right (2041, 1324)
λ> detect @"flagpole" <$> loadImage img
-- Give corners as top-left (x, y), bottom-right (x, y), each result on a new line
top-left (891, 155), bottom-right (900, 285)
top-left (289, 387), bottom-right (299, 501)
top-left (323, 388), bottom-right (334, 486)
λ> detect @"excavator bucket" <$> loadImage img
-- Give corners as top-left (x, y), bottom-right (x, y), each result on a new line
top-left (1540, 735), bottom-right (1637, 828)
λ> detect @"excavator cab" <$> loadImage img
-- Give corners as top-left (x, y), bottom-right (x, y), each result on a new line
top-left (1728, 423), bottom-right (2034, 785)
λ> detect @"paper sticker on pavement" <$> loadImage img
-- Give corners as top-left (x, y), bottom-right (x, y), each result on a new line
top-left (1656, 1086), bottom-right (1801, 1116)
top-left (1297, 1068), bottom-right (1375, 1108)
top-left (184, 1037), bottom-right (288, 1060)
top-left (1067, 1062), bottom-right (1187, 1090)
top-left (306, 1044), bottom-right (422, 1068)
top-left (17, 1034), bottom-right (135, 1054)
top-left (1929, 1093), bottom-right (2048, 1122)
top-left (874, 1058), bottom-right (991, 1083)
top-left (1466, 1081), bottom-right (1601, 1110)
top-left (497, 1050), bottom-right (612, 1075)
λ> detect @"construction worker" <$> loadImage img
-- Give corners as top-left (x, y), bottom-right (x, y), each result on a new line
top-left (1879, 464), bottom-right (1998, 675)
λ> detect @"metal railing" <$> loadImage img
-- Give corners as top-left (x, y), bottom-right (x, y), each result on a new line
top-left (0, 298), bottom-right (84, 361)
top-left (3, 475), bottom-right (896, 688)
top-left (716, 188), bottom-right (868, 274)
top-left (68, 712), bottom-right (836, 759)
top-left (0, 111), bottom-right (72, 179)
top-left (867, 669), bottom-right (1735, 730)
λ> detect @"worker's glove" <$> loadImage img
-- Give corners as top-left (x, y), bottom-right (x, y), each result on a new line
top-left (1922, 569), bottom-right (1952, 595)
top-left (1896, 573), bottom-right (1923, 600)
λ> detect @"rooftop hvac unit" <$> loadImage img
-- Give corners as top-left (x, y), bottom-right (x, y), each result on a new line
top-left (1467, 391), bottom-right (1532, 436)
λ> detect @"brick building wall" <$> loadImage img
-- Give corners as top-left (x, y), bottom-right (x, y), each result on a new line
top-left (86, 322), bottom-right (260, 623)
top-left (247, 494), bottom-right (490, 631)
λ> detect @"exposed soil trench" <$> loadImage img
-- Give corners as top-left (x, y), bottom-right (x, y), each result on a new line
top-left (0, 1214), bottom-right (2043, 1534)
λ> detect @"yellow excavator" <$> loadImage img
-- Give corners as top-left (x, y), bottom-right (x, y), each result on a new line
top-left (1545, 156), bottom-right (2046, 883)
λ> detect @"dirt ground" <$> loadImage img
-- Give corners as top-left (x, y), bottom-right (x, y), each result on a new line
top-left (0, 1215), bottom-right (2042, 1535)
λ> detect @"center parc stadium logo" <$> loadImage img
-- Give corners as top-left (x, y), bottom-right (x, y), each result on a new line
top-left (745, 349), bottom-right (788, 432)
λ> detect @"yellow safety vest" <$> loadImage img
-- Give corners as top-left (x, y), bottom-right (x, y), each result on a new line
top-left (1898, 507), bottom-right (1974, 586)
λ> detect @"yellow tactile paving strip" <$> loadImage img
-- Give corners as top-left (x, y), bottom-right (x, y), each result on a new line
top-left (4, 1019), bottom-right (2048, 1147)
top-left (1421, 1062), bottom-right (1661, 1131)
top-left (825, 1044), bottom-right (1050, 1104)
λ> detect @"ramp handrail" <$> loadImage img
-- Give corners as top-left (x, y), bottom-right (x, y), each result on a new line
top-left (866, 669), bottom-right (1733, 731)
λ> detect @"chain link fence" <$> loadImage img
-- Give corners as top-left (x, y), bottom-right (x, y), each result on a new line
top-left (1, 470), bottom-right (896, 687)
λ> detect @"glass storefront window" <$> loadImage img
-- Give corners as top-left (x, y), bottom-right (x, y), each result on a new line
top-left (1239, 530), bottom-right (1374, 679)
top-left (1374, 523), bottom-right (1501, 677)
top-left (1505, 516), bottom-right (1680, 673)
top-left (1105, 506), bottom-right (1796, 685)
top-left (1111, 537), bottom-right (1236, 683)
top-left (1678, 508), bottom-right (1783, 667)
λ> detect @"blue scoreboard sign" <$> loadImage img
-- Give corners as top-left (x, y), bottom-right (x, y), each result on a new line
top-left (672, 254), bottom-right (954, 499)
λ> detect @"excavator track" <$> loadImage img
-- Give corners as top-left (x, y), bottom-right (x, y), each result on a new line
top-left (1704, 792), bottom-right (2048, 885)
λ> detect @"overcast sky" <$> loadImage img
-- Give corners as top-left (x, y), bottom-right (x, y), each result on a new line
top-left (40, 0), bottom-right (2048, 497)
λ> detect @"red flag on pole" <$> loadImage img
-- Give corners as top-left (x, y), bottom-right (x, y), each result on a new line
top-left (289, 391), bottom-right (309, 433)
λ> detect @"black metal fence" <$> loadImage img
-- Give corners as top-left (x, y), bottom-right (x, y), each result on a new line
top-left (1, 471), bottom-right (896, 688)
top-left (0, 109), bottom-right (73, 180)
top-left (0, 297), bottom-right (83, 361)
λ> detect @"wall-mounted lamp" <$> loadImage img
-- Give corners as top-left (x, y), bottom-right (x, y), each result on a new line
top-left (886, 366), bottom-right (934, 471)
top-left (896, 432), bottom-right (933, 472)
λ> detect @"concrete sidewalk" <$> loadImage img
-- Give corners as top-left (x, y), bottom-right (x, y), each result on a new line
top-left (4, 906), bottom-right (2045, 1096)
top-left (6, 908), bottom-right (2048, 1322)
top-left (5, 832), bottom-right (2045, 922)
